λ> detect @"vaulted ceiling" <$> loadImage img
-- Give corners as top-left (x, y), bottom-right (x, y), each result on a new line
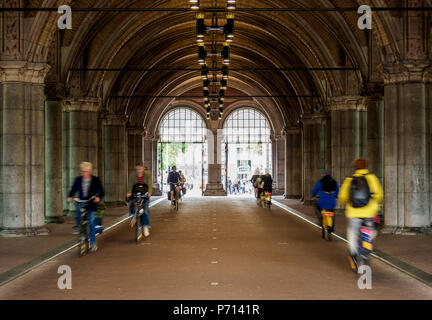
top-left (24, 0), bottom-right (431, 132)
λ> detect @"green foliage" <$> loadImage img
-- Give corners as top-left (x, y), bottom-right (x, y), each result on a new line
top-left (250, 143), bottom-right (263, 156)
top-left (157, 142), bottom-right (189, 172)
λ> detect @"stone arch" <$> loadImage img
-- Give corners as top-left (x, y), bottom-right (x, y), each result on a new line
top-left (145, 100), bottom-right (209, 139)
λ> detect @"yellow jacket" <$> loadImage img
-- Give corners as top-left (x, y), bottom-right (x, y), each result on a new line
top-left (338, 169), bottom-right (383, 219)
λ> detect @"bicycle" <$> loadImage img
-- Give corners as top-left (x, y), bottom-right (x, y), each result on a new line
top-left (129, 191), bottom-right (149, 244)
top-left (169, 182), bottom-right (181, 211)
top-left (348, 218), bottom-right (375, 273)
top-left (74, 196), bottom-right (96, 257)
top-left (263, 191), bottom-right (272, 209)
top-left (320, 209), bottom-right (335, 241)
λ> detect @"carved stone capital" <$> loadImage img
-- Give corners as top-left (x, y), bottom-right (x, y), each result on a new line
top-left (62, 97), bottom-right (101, 113)
top-left (270, 133), bottom-right (283, 142)
top-left (103, 114), bottom-right (127, 127)
top-left (127, 126), bottom-right (145, 136)
top-left (328, 96), bottom-right (367, 112)
top-left (301, 114), bottom-right (328, 125)
top-left (0, 61), bottom-right (49, 84)
top-left (283, 126), bottom-right (301, 135)
top-left (383, 60), bottom-right (432, 84)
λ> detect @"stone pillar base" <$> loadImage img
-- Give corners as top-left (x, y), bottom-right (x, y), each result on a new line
top-left (380, 226), bottom-right (432, 235)
top-left (0, 226), bottom-right (50, 237)
top-left (302, 199), bottom-right (316, 206)
top-left (204, 183), bottom-right (227, 196)
top-left (45, 216), bottom-right (65, 224)
top-left (152, 184), bottom-right (162, 196)
top-left (272, 189), bottom-right (284, 196)
top-left (284, 194), bottom-right (302, 199)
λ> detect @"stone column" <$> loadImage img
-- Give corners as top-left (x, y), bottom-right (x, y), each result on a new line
top-left (204, 129), bottom-right (226, 196)
top-left (365, 84), bottom-right (384, 186)
top-left (329, 96), bottom-right (367, 185)
top-left (284, 127), bottom-right (302, 199)
top-left (383, 63), bottom-right (431, 232)
top-left (62, 98), bottom-right (100, 215)
top-left (103, 115), bottom-right (127, 206)
top-left (0, 61), bottom-right (49, 236)
top-left (44, 83), bottom-right (64, 223)
top-left (150, 136), bottom-right (162, 196)
top-left (271, 134), bottom-right (285, 195)
top-left (127, 127), bottom-right (144, 176)
top-left (301, 115), bottom-right (328, 205)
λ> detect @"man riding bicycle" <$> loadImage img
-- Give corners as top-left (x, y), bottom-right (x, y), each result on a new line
top-left (128, 161), bottom-right (153, 237)
top-left (338, 158), bottom-right (383, 270)
top-left (67, 162), bottom-right (104, 252)
top-left (167, 166), bottom-right (181, 206)
top-left (179, 170), bottom-right (186, 195)
top-left (262, 168), bottom-right (273, 195)
top-left (312, 170), bottom-right (339, 232)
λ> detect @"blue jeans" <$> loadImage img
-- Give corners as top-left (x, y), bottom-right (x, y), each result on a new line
top-left (76, 204), bottom-right (97, 245)
top-left (129, 199), bottom-right (150, 227)
top-left (347, 217), bottom-right (375, 256)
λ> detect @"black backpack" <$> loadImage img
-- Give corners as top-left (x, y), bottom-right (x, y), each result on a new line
top-left (321, 176), bottom-right (337, 193)
top-left (350, 175), bottom-right (371, 208)
top-left (132, 183), bottom-right (148, 196)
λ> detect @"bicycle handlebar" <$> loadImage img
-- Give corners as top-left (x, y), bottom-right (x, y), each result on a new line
top-left (73, 196), bottom-right (96, 203)
top-left (128, 193), bottom-right (149, 201)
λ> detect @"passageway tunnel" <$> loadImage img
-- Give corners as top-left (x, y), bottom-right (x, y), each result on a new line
top-left (0, 0), bottom-right (431, 299)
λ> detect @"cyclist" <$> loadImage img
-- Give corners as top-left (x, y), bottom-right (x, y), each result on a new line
top-left (233, 178), bottom-right (240, 195)
top-left (262, 168), bottom-right (273, 195)
top-left (254, 175), bottom-right (262, 200)
top-left (179, 170), bottom-right (186, 196)
top-left (251, 168), bottom-right (260, 198)
top-left (167, 166), bottom-right (181, 206)
top-left (127, 161), bottom-right (153, 237)
top-left (312, 170), bottom-right (339, 231)
top-left (338, 158), bottom-right (383, 269)
top-left (67, 162), bottom-right (104, 252)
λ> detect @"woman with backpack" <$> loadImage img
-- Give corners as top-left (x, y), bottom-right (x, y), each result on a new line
top-left (338, 158), bottom-right (383, 271)
top-left (312, 170), bottom-right (339, 231)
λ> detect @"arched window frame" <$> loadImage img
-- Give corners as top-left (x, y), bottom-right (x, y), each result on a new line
top-left (223, 108), bottom-right (271, 144)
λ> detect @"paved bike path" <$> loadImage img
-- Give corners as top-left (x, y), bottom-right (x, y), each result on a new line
top-left (1, 197), bottom-right (431, 299)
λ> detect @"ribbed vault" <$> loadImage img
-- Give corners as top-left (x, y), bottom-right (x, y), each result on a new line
top-left (24, 0), bottom-right (429, 130)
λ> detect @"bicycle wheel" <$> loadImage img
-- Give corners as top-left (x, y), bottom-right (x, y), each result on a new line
top-left (135, 213), bottom-right (143, 244)
top-left (78, 222), bottom-right (88, 257)
top-left (321, 213), bottom-right (326, 239)
top-left (78, 236), bottom-right (86, 257)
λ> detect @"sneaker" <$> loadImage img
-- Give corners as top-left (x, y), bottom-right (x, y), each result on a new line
top-left (95, 225), bottom-right (103, 235)
top-left (72, 226), bottom-right (80, 234)
top-left (90, 244), bottom-right (98, 252)
top-left (130, 215), bottom-right (136, 228)
top-left (144, 226), bottom-right (150, 237)
top-left (348, 255), bottom-right (358, 273)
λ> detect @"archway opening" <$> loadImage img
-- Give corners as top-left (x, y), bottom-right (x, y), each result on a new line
top-left (157, 107), bottom-right (208, 197)
top-left (221, 108), bottom-right (272, 197)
